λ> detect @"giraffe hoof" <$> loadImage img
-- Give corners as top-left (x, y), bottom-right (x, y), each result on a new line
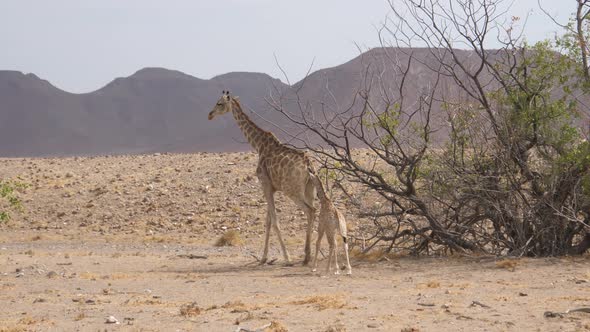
top-left (334, 270), bottom-right (340, 275)
top-left (285, 262), bottom-right (294, 267)
top-left (259, 258), bottom-right (267, 265)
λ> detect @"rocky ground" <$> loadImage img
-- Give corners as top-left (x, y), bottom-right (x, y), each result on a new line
top-left (0, 152), bottom-right (589, 331)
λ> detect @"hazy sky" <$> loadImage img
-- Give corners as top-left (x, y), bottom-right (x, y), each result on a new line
top-left (0, 0), bottom-right (571, 93)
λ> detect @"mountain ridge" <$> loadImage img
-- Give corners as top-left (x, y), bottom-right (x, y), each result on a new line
top-left (1, 47), bottom-right (587, 157)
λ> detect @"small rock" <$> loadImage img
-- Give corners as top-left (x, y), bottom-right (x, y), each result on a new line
top-left (46, 271), bottom-right (58, 279)
top-left (105, 316), bottom-right (119, 324)
top-left (367, 323), bottom-right (379, 328)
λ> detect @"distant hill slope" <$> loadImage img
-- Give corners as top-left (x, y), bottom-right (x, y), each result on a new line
top-left (0, 48), bottom-right (588, 157)
top-left (0, 67), bottom-right (289, 156)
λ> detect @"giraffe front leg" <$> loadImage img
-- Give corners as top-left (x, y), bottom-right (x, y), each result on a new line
top-left (312, 228), bottom-right (324, 273)
top-left (326, 241), bottom-right (334, 274)
top-left (272, 220), bottom-right (292, 265)
top-left (343, 239), bottom-right (352, 275)
top-left (260, 208), bottom-right (272, 265)
top-left (264, 188), bottom-right (291, 265)
top-left (333, 236), bottom-right (340, 275)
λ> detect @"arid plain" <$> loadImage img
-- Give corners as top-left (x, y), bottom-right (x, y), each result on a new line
top-left (0, 152), bottom-right (589, 331)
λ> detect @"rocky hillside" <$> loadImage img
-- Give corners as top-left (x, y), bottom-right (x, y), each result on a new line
top-left (1, 48), bottom-right (588, 157)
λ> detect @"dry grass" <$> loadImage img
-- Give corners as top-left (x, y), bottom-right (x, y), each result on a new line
top-left (495, 259), bottom-right (519, 271)
top-left (417, 280), bottom-right (441, 289)
top-left (222, 300), bottom-right (255, 313)
top-left (144, 235), bottom-right (167, 243)
top-left (0, 327), bottom-right (28, 332)
top-left (74, 311), bottom-right (87, 321)
top-left (18, 316), bottom-right (39, 325)
top-left (350, 247), bottom-right (385, 262)
top-left (290, 294), bottom-right (347, 310)
top-left (264, 321), bottom-right (288, 332)
top-left (325, 324), bottom-right (347, 332)
top-left (0, 316), bottom-right (53, 331)
top-left (103, 273), bottom-right (133, 280)
top-left (215, 230), bottom-right (243, 247)
top-left (179, 302), bottom-right (202, 317)
top-left (78, 272), bottom-right (98, 280)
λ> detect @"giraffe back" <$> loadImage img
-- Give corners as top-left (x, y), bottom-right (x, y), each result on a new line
top-left (258, 146), bottom-right (313, 195)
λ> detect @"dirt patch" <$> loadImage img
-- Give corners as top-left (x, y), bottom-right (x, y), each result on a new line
top-left (0, 153), bottom-right (589, 331)
top-left (290, 294), bottom-right (348, 310)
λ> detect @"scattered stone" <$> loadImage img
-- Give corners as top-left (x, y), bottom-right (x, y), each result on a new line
top-left (177, 254), bottom-right (208, 259)
top-left (470, 301), bottom-right (491, 309)
top-left (46, 271), bottom-right (58, 279)
top-left (105, 315), bottom-right (119, 324)
top-left (417, 303), bottom-right (436, 307)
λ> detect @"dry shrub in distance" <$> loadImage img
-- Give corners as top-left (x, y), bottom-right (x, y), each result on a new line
top-left (222, 300), bottom-right (252, 313)
top-left (350, 247), bottom-right (384, 262)
top-left (179, 302), bottom-right (202, 317)
top-left (495, 259), bottom-right (519, 271)
top-left (215, 230), bottom-right (243, 247)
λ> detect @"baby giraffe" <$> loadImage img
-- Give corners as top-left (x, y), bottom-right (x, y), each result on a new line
top-left (311, 175), bottom-right (352, 275)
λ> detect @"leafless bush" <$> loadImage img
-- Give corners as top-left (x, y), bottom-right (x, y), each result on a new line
top-left (268, 0), bottom-right (590, 257)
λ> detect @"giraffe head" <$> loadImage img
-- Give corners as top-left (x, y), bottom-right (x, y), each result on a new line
top-left (208, 90), bottom-right (233, 120)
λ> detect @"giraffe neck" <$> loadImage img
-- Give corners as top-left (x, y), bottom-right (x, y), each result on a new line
top-left (312, 175), bottom-right (330, 203)
top-left (231, 99), bottom-right (277, 154)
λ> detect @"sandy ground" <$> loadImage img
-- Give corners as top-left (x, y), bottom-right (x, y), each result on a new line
top-left (0, 153), bottom-right (589, 331)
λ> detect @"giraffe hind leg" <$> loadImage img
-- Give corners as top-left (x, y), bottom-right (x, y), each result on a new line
top-left (302, 179), bottom-right (316, 265)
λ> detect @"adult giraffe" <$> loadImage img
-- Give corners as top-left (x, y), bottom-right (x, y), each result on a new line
top-left (208, 91), bottom-right (316, 265)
